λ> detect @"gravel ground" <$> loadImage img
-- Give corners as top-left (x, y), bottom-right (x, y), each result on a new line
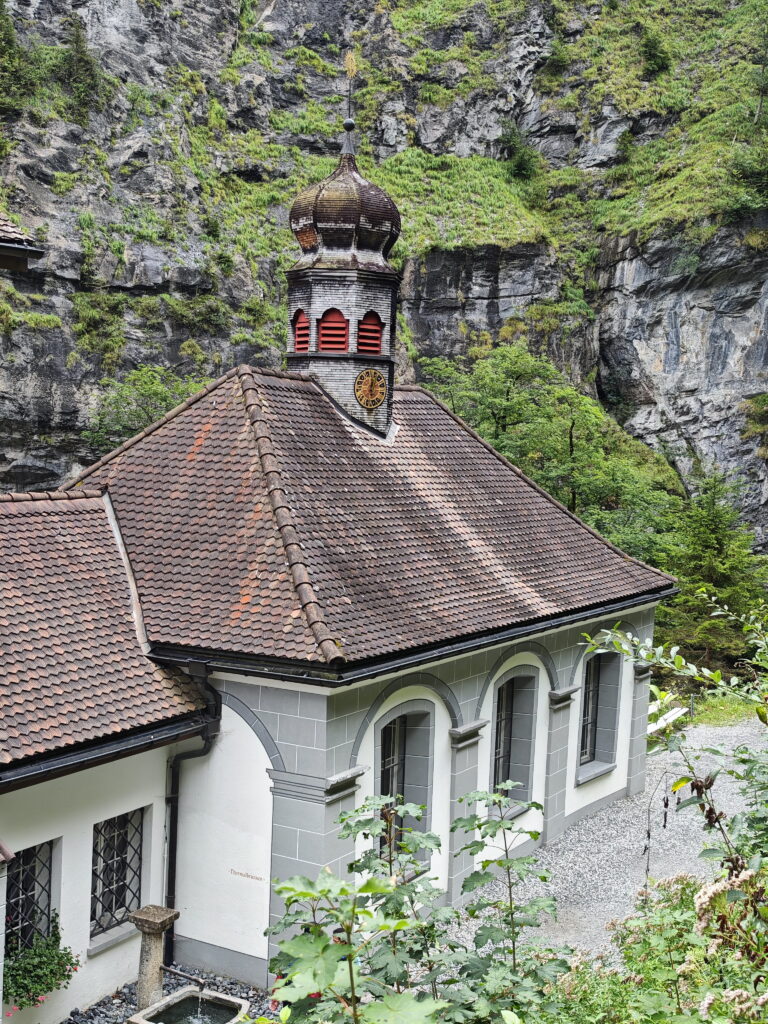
top-left (61, 963), bottom-right (270, 1024)
top-left (456, 718), bottom-right (766, 955)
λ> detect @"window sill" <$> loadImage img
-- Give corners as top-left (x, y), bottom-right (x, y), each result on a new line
top-left (575, 761), bottom-right (616, 787)
top-left (87, 920), bottom-right (137, 958)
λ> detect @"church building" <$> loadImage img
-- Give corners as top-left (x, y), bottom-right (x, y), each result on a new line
top-left (0, 125), bottom-right (674, 1020)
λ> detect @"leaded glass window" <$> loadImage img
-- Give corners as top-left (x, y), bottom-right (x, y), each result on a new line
top-left (90, 809), bottom-right (143, 936)
top-left (580, 658), bottom-right (600, 765)
top-left (4, 841), bottom-right (53, 954)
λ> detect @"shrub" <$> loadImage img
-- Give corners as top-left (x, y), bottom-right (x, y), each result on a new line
top-left (498, 121), bottom-right (540, 181)
top-left (3, 914), bottom-right (80, 1011)
top-left (266, 788), bottom-right (566, 1024)
top-left (640, 28), bottom-right (672, 78)
top-left (71, 291), bottom-right (128, 371)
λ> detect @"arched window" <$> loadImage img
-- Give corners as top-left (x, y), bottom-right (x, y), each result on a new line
top-left (376, 699), bottom-right (434, 858)
top-left (492, 672), bottom-right (536, 801)
top-left (317, 308), bottom-right (349, 352)
top-left (357, 311), bottom-right (383, 355)
top-left (292, 309), bottom-right (310, 352)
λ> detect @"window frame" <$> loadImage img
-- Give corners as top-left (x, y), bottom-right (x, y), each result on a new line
top-left (575, 653), bottom-right (622, 786)
top-left (489, 671), bottom-right (537, 804)
top-left (580, 657), bottom-right (600, 766)
top-left (380, 715), bottom-right (407, 802)
top-left (90, 808), bottom-right (144, 938)
top-left (492, 678), bottom-right (515, 789)
top-left (4, 840), bottom-right (54, 955)
top-left (374, 699), bottom-right (435, 850)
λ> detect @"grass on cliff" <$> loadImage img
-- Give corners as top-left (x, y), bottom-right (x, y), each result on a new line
top-left (177, 112), bottom-right (546, 273)
top-left (546, 0), bottom-right (768, 236)
top-left (0, 1), bottom-right (113, 126)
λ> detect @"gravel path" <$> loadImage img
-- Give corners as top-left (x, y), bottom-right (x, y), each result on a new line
top-left (456, 718), bottom-right (766, 955)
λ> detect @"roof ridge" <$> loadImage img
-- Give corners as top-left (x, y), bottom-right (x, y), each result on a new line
top-left (66, 366), bottom-right (241, 489)
top-left (238, 364), bottom-right (315, 384)
top-left (409, 384), bottom-right (675, 586)
top-left (236, 365), bottom-right (346, 667)
top-left (0, 488), bottom-right (103, 503)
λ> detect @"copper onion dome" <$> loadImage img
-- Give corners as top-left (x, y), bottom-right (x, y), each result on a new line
top-left (289, 120), bottom-right (401, 272)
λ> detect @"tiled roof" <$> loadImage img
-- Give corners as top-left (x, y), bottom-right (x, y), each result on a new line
top-left (69, 366), bottom-right (673, 667)
top-left (0, 490), bottom-right (205, 765)
top-left (0, 212), bottom-right (37, 246)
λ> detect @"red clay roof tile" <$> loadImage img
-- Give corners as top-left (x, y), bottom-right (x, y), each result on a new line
top-left (66, 366), bottom-right (672, 666)
top-left (0, 493), bottom-right (204, 765)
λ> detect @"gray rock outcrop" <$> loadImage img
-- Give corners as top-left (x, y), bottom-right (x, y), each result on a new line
top-left (1, 0), bottom-right (766, 543)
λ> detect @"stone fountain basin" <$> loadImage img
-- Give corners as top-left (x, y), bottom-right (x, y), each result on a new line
top-left (127, 985), bottom-right (250, 1024)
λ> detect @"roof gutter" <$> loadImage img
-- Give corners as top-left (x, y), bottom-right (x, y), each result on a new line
top-left (0, 714), bottom-right (210, 795)
top-left (0, 241), bottom-right (45, 260)
top-left (150, 585), bottom-right (678, 687)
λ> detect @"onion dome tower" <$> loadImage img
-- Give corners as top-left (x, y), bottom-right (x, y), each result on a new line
top-left (286, 119), bottom-right (401, 435)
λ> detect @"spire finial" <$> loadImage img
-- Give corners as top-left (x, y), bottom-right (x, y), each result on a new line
top-left (342, 117), bottom-right (356, 155)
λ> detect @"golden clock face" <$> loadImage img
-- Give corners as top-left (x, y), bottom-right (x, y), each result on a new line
top-left (354, 368), bottom-right (387, 410)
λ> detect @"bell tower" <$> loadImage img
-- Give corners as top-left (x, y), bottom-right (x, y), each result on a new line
top-left (286, 119), bottom-right (401, 435)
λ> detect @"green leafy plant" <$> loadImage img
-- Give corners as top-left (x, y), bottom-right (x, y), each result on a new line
top-left (498, 121), bottom-right (540, 181)
top-left (266, 790), bottom-right (566, 1024)
top-left (267, 798), bottom-right (448, 1024)
top-left (3, 914), bottom-right (80, 1011)
top-left (640, 28), bottom-right (672, 78)
top-left (83, 363), bottom-right (212, 451)
top-left (449, 784), bottom-right (568, 1018)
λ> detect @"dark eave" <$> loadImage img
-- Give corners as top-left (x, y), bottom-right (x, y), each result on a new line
top-left (151, 584), bottom-right (678, 687)
top-left (0, 240), bottom-right (45, 260)
top-left (0, 712), bottom-right (210, 795)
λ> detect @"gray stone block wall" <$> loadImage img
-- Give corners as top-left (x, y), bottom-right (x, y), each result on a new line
top-left (210, 602), bottom-right (658, 969)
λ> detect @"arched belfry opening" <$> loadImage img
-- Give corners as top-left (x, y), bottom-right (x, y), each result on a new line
top-left (285, 118), bottom-right (400, 435)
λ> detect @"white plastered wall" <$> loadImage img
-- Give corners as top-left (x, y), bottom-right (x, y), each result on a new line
top-left (0, 749), bottom-right (168, 1024)
top-left (564, 653), bottom-right (633, 816)
top-left (174, 705), bottom-right (272, 961)
top-left (355, 685), bottom-right (452, 892)
top-left (476, 653), bottom-right (549, 853)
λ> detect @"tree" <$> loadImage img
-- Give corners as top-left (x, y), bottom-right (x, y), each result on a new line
top-left (657, 472), bottom-right (768, 665)
top-left (83, 364), bottom-right (212, 452)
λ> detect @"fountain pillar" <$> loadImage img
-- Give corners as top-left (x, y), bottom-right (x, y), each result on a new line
top-left (129, 905), bottom-right (181, 1010)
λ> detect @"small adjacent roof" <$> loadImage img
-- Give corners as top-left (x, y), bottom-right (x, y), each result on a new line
top-left (69, 366), bottom-right (673, 668)
top-left (0, 212), bottom-right (44, 256)
top-left (0, 490), bottom-right (205, 766)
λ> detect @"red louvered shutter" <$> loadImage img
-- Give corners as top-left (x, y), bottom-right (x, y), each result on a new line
top-left (293, 310), bottom-right (310, 352)
top-left (317, 309), bottom-right (349, 352)
top-left (357, 312), bottom-right (383, 355)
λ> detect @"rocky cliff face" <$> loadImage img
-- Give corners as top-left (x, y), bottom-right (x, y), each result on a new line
top-left (598, 224), bottom-right (768, 546)
top-left (1, 0), bottom-right (766, 542)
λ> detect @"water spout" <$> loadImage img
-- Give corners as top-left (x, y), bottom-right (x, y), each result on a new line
top-left (161, 965), bottom-right (206, 992)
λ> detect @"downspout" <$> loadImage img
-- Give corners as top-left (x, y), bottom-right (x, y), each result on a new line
top-left (164, 662), bottom-right (221, 965)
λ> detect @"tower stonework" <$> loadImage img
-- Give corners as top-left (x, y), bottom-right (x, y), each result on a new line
top-left (286, 122), bottom-right (401, 435)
